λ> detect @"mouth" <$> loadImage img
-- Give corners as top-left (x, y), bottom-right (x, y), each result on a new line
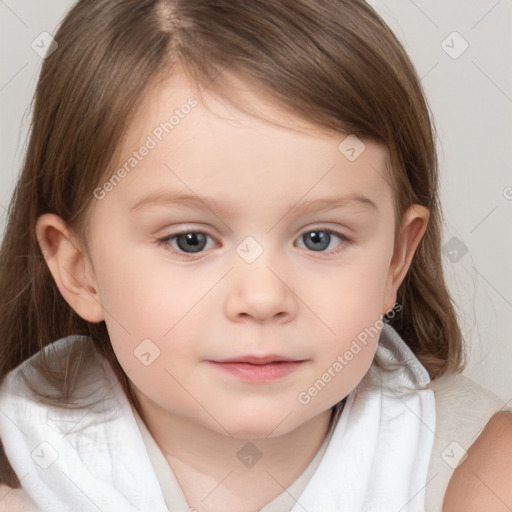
top-left (212, 354), bottom-right (301, 365)
top-left (208, 354), bottom-right (307, 382)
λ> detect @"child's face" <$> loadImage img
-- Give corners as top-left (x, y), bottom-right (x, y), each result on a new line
top-left (63, 72), bottom-right (423, 437)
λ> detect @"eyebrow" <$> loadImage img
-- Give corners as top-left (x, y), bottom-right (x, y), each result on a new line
top-left (128, 191), bottom-right (378, 216)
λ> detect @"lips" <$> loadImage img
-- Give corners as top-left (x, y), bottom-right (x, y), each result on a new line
top-left (212, 354), bottom-right (301, 365)
top-left (208, 355), bottom-right (306, 382)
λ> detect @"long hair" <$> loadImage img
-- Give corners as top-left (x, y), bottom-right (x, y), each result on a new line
top-left (0, 0), bottom-right (466, 487)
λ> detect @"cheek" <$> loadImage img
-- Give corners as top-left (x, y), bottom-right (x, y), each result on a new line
top-left (92, 242), bottom-right (220, 385)
top-left (299, 245), bottom-right (393, 396)
top-left (94, 241), bottom-right (203, 333)
top-left (309, 245), bottom-right (392, 332)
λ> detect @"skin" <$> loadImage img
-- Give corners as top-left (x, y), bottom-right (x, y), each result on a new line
top-left (35, 70), bottom-right (429, 511)
top-left (442, 411), bottom-right (512, 511)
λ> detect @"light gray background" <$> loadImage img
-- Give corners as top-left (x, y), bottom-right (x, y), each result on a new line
top-left (1, 1), bottom-right (511, 403)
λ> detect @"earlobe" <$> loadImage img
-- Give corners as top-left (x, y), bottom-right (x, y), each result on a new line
top-left (382, 204), bottom-right (429, 314)
top-left (35, 213), bottom-right (105, 323)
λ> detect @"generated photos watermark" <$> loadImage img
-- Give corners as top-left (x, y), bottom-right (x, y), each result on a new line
top-left (297, 302), bottom-right (402, 405)
top-left (93, 97), bottom-right (198, 200)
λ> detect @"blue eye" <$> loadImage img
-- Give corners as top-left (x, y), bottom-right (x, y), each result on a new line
top-left (157, 231), bottom-right (216, 255)
top-left (295, 229), bottom-right (349, 253)
top-left (157, 228), bottom-right (350, 257)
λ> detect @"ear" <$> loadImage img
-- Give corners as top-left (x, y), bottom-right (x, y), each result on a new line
top-left (382, 204), bottom-right (429, 314)
top-left (35, 213), bottom-right (105, 323)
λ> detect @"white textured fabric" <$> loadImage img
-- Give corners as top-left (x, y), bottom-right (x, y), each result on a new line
top-left (287, 324), bottom-right (436, 512)
top-left (0, 323), bottom-right (435, 511)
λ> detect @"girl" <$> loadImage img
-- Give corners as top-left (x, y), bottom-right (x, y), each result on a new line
top-left (0, 1), bottom-right (510, 511)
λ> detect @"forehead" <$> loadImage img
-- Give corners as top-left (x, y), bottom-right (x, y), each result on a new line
top-left (96, 70), bottom-right (393, 220)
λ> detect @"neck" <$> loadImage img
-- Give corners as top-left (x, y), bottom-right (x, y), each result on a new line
top-left (129, 384), bottom-right (336, 511)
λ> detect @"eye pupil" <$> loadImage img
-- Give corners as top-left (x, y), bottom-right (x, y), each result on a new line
top-left (177, 233), bottom-right (207, 253)
top-left (304, 231), bottom-right (330, 251)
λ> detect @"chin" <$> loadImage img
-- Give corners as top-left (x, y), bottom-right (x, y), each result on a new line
top-left (213, 409), bottom-right (304, 439)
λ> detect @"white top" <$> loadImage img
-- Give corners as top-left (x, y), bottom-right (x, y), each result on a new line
top-left (1, 323), bottom-right (507, 511)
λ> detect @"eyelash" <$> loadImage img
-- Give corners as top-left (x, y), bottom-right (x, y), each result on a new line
top-left (156, 228), bottom-right (352, 259)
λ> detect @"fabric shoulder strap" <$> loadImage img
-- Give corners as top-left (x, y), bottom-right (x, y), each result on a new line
top-left (425, 372), bottom-right (511, 511)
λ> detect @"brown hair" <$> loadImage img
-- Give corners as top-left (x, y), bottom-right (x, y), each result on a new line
top-left (0, 0), bottom-right (466, 487)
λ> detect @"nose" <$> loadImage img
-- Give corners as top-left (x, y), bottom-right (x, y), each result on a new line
top-left (224, 255), bottom-right (297, 324)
